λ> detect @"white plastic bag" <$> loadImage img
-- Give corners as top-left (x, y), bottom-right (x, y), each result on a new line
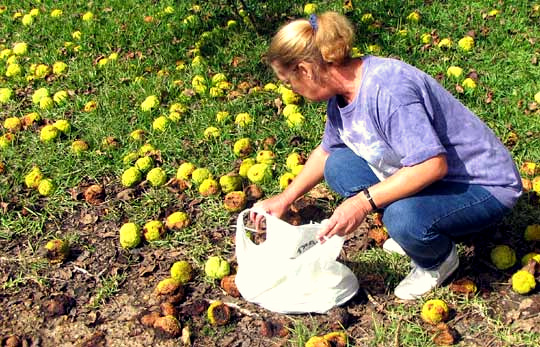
top-left (234, 209), bottom-right (359, 314)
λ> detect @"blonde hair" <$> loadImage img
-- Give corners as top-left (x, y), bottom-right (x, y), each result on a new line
top-left (266, 12), bottom-right (355, 70)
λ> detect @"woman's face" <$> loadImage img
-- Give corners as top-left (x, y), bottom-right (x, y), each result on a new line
top-left (271, 61), bottom-right (334, 102)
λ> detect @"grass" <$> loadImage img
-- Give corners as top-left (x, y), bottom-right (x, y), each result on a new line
top-left (0, 0), bottom-right (539, 346)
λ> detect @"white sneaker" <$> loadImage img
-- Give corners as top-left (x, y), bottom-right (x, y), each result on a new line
top-left (394, 244), bottom-right (459, 300)
top-left (383, 238), bottom-right (407, 256)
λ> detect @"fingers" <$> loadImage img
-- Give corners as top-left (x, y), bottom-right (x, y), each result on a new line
top-left (317, 218), bottom-right (337, 243)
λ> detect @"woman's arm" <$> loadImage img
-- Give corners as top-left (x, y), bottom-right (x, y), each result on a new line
top-left (317, 154), bottom-right (448, 241)
top-left (251, 145), bottom-right (329, 222)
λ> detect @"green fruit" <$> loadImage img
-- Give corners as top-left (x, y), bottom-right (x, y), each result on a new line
top-left (511, 270), bottom-right (536, 294)
top-left (490, 245), bottom-right (516, 270)
top-left (239, 158), bottom-right (256, 178)
top-left (247, 163), bottom-right (272, 184)
top-left (524, 224), bottom-right (540, 241)
top-left (40, 125), bottom-right (60, 142)
top-left (170, 260), bottom-right (192, 283)
top-left (71, 140), bottom-right (89, 154)
top-left (44, 239), bottom-right (70, 263)
top-left (233, 138), bottom-right (252, 157)
top-left (123, 152), bottom-right (139, 166)
top-left (37, 178), bottom-right (55, 196)
top-left (286, 152), bottom-right (304, 170)
top-left (152, 115), bottom-right (169, 132)
top-left (219, 174), bottom-right (242, 193)
top-left (279, 172), bottom-right (295, 190)
top-left (191, 168), bottom-right (211, 185)
top-left (204, 256), bottom-right (230, 279)
top-left (165, 211), bottom-right (190, 230)
top-left (147, 167), bottom-right (167, 187)
top-left (176, 162), bottom-right (196, 180)
top-left (256, 150), bottom-right (276, 165)
top-left (199, 178), bottom-right (220, 196)
top-left (121, 167), bottom-right (142, 187)
top-left (119, 222), bottom-right (141, 249)
top-left (135, 156), bottom-right (154, 173)
top-left (143, 220), bottom-right (165, 241)
top-left (53, 119), bottom-right (71, 133)
top-left (25, 166), bottom-right (43, 188)
top-left (421, 299), bottom-right (449, 324)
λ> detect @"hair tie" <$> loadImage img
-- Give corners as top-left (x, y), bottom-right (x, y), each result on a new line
top-left (309, 14), bottom-right (318, 32)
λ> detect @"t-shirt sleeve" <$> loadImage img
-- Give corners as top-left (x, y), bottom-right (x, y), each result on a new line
top-left (383, 102), bottom-right (447, 166)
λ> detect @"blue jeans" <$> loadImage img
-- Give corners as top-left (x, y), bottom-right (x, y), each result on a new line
top-left (324, 148), bottom-right (510, 269)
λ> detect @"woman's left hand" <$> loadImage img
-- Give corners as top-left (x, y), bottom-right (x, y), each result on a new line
top-left (317, 195), bottom-right (371, 243)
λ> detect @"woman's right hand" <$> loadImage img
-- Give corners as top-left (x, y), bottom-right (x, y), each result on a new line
top-left (249, 194), bottom-right (291, 229)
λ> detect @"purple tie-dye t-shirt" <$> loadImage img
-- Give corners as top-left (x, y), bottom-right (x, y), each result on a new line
top-left (321, 56), bottom-right (522, 207)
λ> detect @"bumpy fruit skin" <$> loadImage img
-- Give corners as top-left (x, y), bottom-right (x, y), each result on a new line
top-left (199, 178), bottom-right (220, 196)
top-left (40, 125), bottom-right (60, 142)
top-left (176, 162), bottom-right (196, 180)
top-left (247, 163), bottom-right (272, 184)
top-left (147, 167), bottom-right (167, 187)
top-left (521, 252), bottom-right (540, 266)
top-left (524, 224), bottom-right (540, 241)
top-left (45, 239), bottom-right (70, 263)
top-left (323, 332), bottom-right (347, 347)
top-left (303, 3), bottom-right (318, 15)
top-left (462, 78), bottom-right (477, 90)
top-left (207, 301), bottom-right (231, 326)
top-left (165, 211), bottom-right (190, 230)
top-left (3, 117), bottom-right (22, 131)
top-left (291, 164), bottom-right (304, 176)
top-left (144, 220), bottom-right (165, 241)
top-left (305, 336), bottom-right (331, 347)
top-left (53, 119), bottom-right (71, 133)
top-left (153, 315), bottom-right (181, 337)
top-left (152, 116), bottom-right (169, 132)
top-left (281, 89), bottom-right (300, 105)
top-left (286, 152), bottom-right (304, 170)
top-left (219, 174), bottom-right (242, 193)
top-left (119, 222), bottom-right (141, 249)
top-left (121, 167), bottom-right (142, 187)
top-left (233, 138), bottom-right (252, 157)
top-left (282, 104), bottom-right (300, 118)
top-left (123, 152), bottom-right (139, 166)
top-left (38, 178), bottom-right (55, 196)
top-left (437, 38), bottom-right (452, 48)
top-left (279, 172), bottom-right (295, 190)
top-left (511, 270), bottom-right (536, 294)
top-left (191, 167), bottom-right (211, 185)
top-left (256, 150), bottom-right (276, 165)
top-left (286, 112), bottom-right (305, 128)
top-left (170, 260), bottom-right (193, 283)
top-left (406, 11), bottom-right (421, 23)
top-left (239, 158), bottom-right (256, 177)
top-left (71, 140), bottom-right (89, 153)
top-left (421, 299), bottom-right (449, 324)
top-left (446, 66), bottom-right (463, 79)
top-left (130, 129), bottom-right (145, 141)
top-left (458, 36), bottom-right (474, 51)
top-left (205, 256), bottom-right (230, 279)
top-left (134, 156), bottom-right (154, 173)
top-left (25, 166), bottom-right (43, 188)
top-left (490, 245), bottom-right (516, 270)
top-left (223, 191), bottom-right (247, 212)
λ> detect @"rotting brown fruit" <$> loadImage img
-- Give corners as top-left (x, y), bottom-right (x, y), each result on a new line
top-left (323, 332), bottom-right (347, 347)
top-left (44, 239), bottom-right (70, 263)
top-left (153, 315), bottom-right (181, 338)
top-left (160, 302), bottom-right (178, 317)
top-left (4, 335), bottom-right (21, 347)
top-left (140, 311), bottom-right (161, 327)
top-left (154, 278), bottom-right (185, 304)
top-left (224, 191), bottom-right (247, 212)
top-left (431, 322), bottom-right (458, 346)
top-left (244, 184), bottom-right (264, 201)
top-left (258, 318), bottom-right (289, 338)
top-left (449, 278), bottom-right (477, 296)
top-left (83, 184), bottom-right (105, 205)
top-left (305, 336), bottom-right (331, 347)
top-left (42, 294), bottom-right (74, 317)
top-left (181, 299), bottom-right (208, 317)
top-left (220, 275), bottom-right (241, 297)
top-left (207, 301), bottom-right (231, 326)
top-left (326, 306), bottom-right (351, 330)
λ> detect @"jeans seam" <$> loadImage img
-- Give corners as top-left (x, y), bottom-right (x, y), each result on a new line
top-left (423, 191), bottom-right (498, 241)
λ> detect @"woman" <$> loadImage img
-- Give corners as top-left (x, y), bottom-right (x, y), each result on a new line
top-left (251, 12), bottom-right (522, 300)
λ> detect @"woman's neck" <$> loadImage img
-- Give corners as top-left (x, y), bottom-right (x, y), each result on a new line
top-left (328, 58), bottom-right (364, 105)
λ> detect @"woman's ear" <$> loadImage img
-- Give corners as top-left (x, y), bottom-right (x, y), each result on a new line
top-left (296, 61), bottom-right (313, 80)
